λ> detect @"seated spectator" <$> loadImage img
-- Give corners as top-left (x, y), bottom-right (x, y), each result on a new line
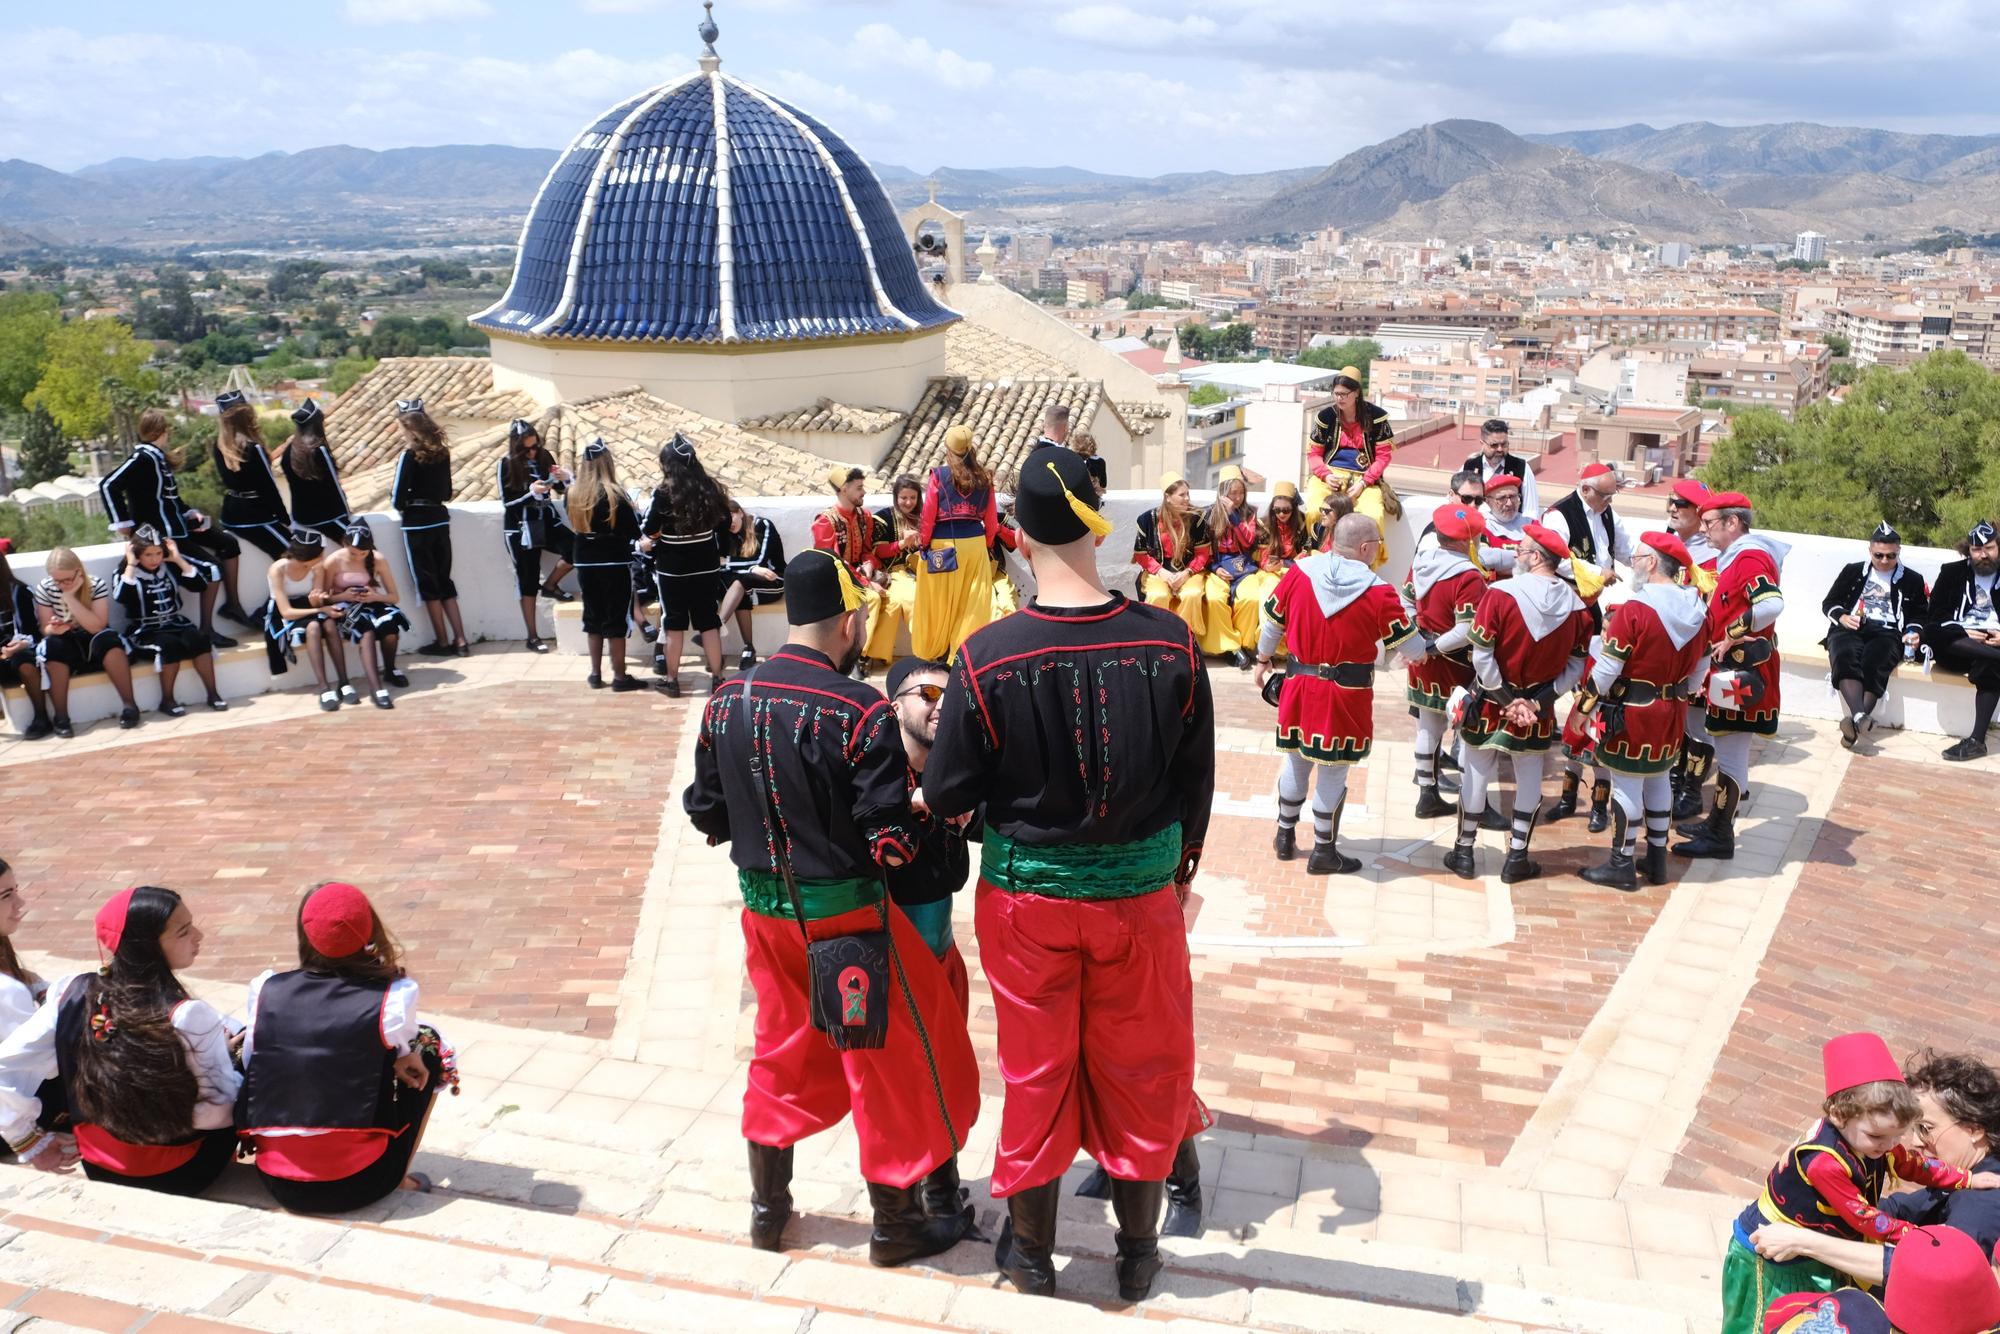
top-left (1822, 521), bottom-right (1927, 749)
top-left (1925, 520), bottom-right (2000, 762)
top-left (316, 522), bottom-right (411, 711)
top-left (240, 882), bottom-right (455, 1213)
top-left (116, 528), bottom-right (227, 719)
top-left (717, 497), bottom-right (784, 669)
top-left (35, 547), bottom-right (141, 737)
top-left (0, 541), bottom-right (53, 740)
top-left (0, 857), bottom-right (66, 1157)
top-left (0, 887), bottom-right (240, 1197)
top-left (1133, 473), bottom-right (1211, 633)
top-left (263, 527), bottom-right (354, 714)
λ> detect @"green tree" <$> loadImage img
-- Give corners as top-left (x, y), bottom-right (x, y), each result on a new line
top-left (1187, 383), bottom-right (1228, 407)
top-left (0, 291), bottom-right (60, 414)
top-left (0, 500), bottom-right (109, 550)
top-left (25, 318), bottom-right (156, 440)
top-left (1177, 321), bottom-right (1255, 361)
top-left (1124, 291), bottom-right (1167, 311)
top-left (327, 357), bottom-right (378, 396)
top-left (267, 260), bottom-right (331, 302)
top-left (1828, 362), bottom-right (1858, 387)
top-left (1821, 332), bottom-right (1851, 357)
top-left (15, 405), bottom-right (72, 486)
top-left (1295, 337), bottom-right (1383, 378)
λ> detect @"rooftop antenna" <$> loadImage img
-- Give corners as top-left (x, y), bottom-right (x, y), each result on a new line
top-left (698, 1), bottom-right (720, 72)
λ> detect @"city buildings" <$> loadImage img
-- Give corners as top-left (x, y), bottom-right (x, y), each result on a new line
top-left (1794, 231), bottom-right (1827, 264)
top-left (1685, 342), bottom-right (1832, 418)
top-left (1368, 351), bottom-right (1520, 417)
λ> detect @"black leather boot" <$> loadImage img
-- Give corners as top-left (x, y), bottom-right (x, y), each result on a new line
top-left (1674, 743), bottom-right (1711, 821)
top-left (920, 1155), bottom-right (974, 1224)
top-left (866, 1178), bottom-right (972, 1267)
top-left (1109, 1176), bottom-right (1166, 1302)
top-left (1272, 824), bottom-right (1296, 861)
top-left (1499, 806), bottom-right (1542, 884)
top-left (995, 1179), bottom-right (1061, 1297)
top-left (1673, 774), bottom-right (1739, 860)
top-left (1307, 795), bottom-right (1363, 875)
top-left (1442, 805), bottom-right (1480, 880)
top-left (1162, 1139), bottom-right (1203, 1239)
top-left (1413, 751), bottom-right (1455, 818)
top-left (1585, 778), bottom-right (1612, 834)
top-left (1546, 769), bottom-right (1580, 822)
top-left (1074, 1162), bottom-right (1112, 1199)
top-left (746, 1141), bottom-right (793, 1252)
top-left (1580, 807), bottom-right (1639, 891)
top-left (1478, 803), bottom-right (1510, 831)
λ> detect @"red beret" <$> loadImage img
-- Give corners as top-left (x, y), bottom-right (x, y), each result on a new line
top-left (1580, 462), bottom-right (1614, 481)
top-left (1700, 491), bottom-right (1752, 514)
top-left (1521, 521), bottom-right (1571, 561)
top-left (302, 882), bottom-right (375, 958)
top-left (95, 888), bottom-right (136, 955)
top-left (1639, 531), bottom-right (1692, 567)
top-left (1431, 502), bottom-right (1488, 543)
top-left (1884, 1225), bottom-right (2000, 1333)
top-left (1824, 1032), bottom-right (1902, 1098)
top-left (1670, 479), bottom-right (1712, 507)
top-left (1484, 472), bottom-right (1521, 492)
top-left (0, 538), bottom-right (13, 555)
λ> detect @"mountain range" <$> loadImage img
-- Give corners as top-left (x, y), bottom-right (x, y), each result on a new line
top-left (4, 118), bottom-right (1999, 253)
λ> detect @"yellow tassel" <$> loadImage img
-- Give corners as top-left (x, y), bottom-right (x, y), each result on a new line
top-left (833, 556), bottom-right (864, 612)
top-left (1050, 462), bottom-right (1114, 539)
top-left (1570, 556), bottom-right (1606, 601)
top-left (1691, 564), bottom-right (1718, 597)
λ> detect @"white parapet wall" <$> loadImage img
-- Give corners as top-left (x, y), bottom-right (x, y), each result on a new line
top-left (4, 490), bottom-right (1987, 739)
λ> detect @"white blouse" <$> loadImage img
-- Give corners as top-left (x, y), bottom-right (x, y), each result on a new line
top-left (0, 973), bottom-right (241, 1149)
top-left (0, 974), bottom-right (42, 1039)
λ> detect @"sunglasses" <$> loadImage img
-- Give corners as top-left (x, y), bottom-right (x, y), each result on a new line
top-left (1666, 498), bottom-right (1694, 510)
top-left (897, 683), bottom-right (945, 704)
top-left (1455, 492), bottom-right (1483, 504)
top-left (1870, 552), bottom-right (1898, 562)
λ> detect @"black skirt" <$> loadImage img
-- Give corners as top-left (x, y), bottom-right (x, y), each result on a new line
top-left (80, 1125), bottom-right (236, 1198)
top-left (401, 526), bottom-right (457, 603)
top-left (1827, 625), bottom-right (1904, 697)
top-left (577, 565), bottom-right (633, 637)
top-left (132, 621), bottom-right (210, 666)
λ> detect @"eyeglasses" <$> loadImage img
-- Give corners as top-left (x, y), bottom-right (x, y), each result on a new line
top-left (896, 683), bottom-right (944, 704)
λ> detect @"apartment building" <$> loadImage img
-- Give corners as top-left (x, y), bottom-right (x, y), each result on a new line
top-left (1251, 303), bottom-right (1513, 357)
top-left (1540, 305), bottom-right (1782, 345)
top-left (1685, 342), bottom-right (1832, 419)
top-left (1368, 352), bottom-right (1519, 416)
top-left (1825, 305), bottom-right (1925, 367)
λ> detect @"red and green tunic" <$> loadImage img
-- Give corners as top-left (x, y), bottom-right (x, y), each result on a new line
top-left (1707, 542), bottom-right (1785, 736)
top-left (1263, 566), bottom-right (1416, 765)
top-left (1462, 583), bottom-right (1593, 753)
top-left (812, 504), bottom-right (900, 579)
top-left (1405, 558), bottom-right (1486, 714)
top-left (1593, 598), bottom-right (1707, 774)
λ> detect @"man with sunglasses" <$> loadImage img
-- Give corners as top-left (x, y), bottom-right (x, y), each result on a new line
top-left (1924, 520), bottom-right (2000, 762)
top-left (1463, 418), bottom-right (1539, 516)
top-left (1414, 471), bottom-right (1486, 555)
top-left (1821, 521), bottom-right (1928, 750)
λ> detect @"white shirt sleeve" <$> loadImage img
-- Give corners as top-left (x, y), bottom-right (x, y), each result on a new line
top-left (172, 999), bottom-right (243, 1131)
top-left (0, 975), bottom-right (40, 1040)
top-left (1518, 465), bottom-right (1539, 517)
top-left (382, 977), bottom-right (421, 1056)
top-left (240, 969), bottom-right (274, 1067)
top-left (1540, 505), bottom-right (1578, 548)
top-left (0, 973), bottom-right (82, 1148)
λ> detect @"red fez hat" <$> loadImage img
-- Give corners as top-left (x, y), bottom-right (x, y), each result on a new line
top-left (301, 882), bottom-right (375, 958)
top-left (1640, 531), bottom-right (1692, 567)
top-left (1885, 1226), bottom-right (2000, 1333)
top-left (1701, 490), bottom-right (1753, 514)
top-left (1580, 462), bottom-right (1614, 481)
top-left (1521, 520), bottom-right (1572, 561)
top-left (1824, 1032), bottom-right (1903, 1098)
top-left (1484, 472), bottom-right (1521, 492)
top-left (0, 538), bottom-right (13, 555)
top-left (1432, 502), bottom-right (1489, 543)
top-left (1670, 478), bottom-right (1712, 507)
top-left (95, 888), bottom-right (137, 955)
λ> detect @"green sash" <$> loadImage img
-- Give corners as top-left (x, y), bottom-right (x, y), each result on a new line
top-left (738, 870), bottom-right (881, 922)
top-left (981, 822), bottom-right (1181, 900)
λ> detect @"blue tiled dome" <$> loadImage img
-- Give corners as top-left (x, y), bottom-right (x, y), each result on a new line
top-left (473, 69), bottom-right (957, 346)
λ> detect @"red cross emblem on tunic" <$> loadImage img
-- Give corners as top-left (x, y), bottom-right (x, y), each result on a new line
top-left (1721, 674), bottom-right (1755, 708)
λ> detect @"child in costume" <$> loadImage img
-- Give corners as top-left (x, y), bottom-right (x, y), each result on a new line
top-left (1722, 1032), bottom-right (2000, 1332)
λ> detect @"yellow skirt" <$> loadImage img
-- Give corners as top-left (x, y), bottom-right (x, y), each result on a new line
top-left (912, 538), bottom-right (994, 661)
top-left (1197, 572), bottom-right (1262, 656)
top-left (1141, 572), bottom-right (1208, 636)
top-left (991, 572), bottom-right (1020, 621)
top-left (1304, 470), bottom-right (1390, 570)
top-left (864, 569), bottom-right (916, 663)
top-left (1233, 569), bottom-right (1285, 659)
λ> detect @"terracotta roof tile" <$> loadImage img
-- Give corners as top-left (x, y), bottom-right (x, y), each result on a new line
top-left (438, 388), bottom-right (539, 422)
top-left (877, 378), bottom-right (1103, 491)
top-left (943, 323), bottom-right (1066, 380)
top-left (738, 398), bottom-right (907, 435)
top-left (325, 356), bottom-right (495, 481)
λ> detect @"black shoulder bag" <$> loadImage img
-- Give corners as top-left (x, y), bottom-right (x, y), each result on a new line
top-left (737, 669), bottom-right (891, 1050)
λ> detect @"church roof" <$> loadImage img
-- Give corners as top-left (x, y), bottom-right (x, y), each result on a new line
top-left (877, 377), bottom-right (1103, 490)
top-left (738, 398), bottom-right (906, 436)
top-left (472, 68), bottom-right (957, 347)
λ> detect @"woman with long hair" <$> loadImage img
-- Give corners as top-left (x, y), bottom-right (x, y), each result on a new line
top-left (638, 435), bottom-right (727, 696)
top-left (0, 541), bottom-right (53, 740)
top-left (1200, 467), bottom-right (1263, 666)
top-left (240, 882), bottom-right (457, 1213)
top-left (911, 426), bottom-right (1015, 660)
top-left (388, 401), bottom-right (468, 658)
top-left (1132, 473), bottom-right (1212, 635)
top-left (1234, 481), bottom-right (1307, 664)
top-left (498, 420), bottom-right (575, 653)
top-left (0, 886), bottom-right (240, 1195)
top-left (316, 521), bottom-right (411, 710)
top-left (716, 497), bottom-right (785, 670)
top-left (209, 390), bottom-right (292, 559)
top-left (280, 399), bottom-right (353, 546)
top-left (115, 527), bottom-right (227, 716)
top-left (263, 527), bottom-right (354, 713)
top-left (864, 474), bottom-right (922, 667)
top-left (0, 858), bottom-right (46, 1036)
top-left (102, 407), bottom-right (254, 645)
top-left (567, 440), bottom-right (647, 692)
top-left (35, 547), bottom-right (142, 737)
top-left (1070, 430), bottom-right (1108, 498)
top-left (1303, 366), bottom-right (1399, 570)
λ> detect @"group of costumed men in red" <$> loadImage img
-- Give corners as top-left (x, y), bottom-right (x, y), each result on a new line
top-left (684, 443), bottom-right (1213, 1303)
top-left (1259, 473), bottom-right (1788, 888)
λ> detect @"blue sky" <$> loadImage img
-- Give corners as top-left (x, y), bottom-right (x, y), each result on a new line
top-left (3, 1), bottom-right (1997, 174)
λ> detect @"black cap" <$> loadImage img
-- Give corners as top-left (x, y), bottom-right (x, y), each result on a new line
top-left (783, 550), bottom-right (865, 626)
top-left (507, 418), bottom-right (537, 442)
top-left (1482, 418), bottom-right (1509, 435)
top-left (1015, 444), bottom-right (1111, 545)
top-left (885, 657), bottom-right (949, 700)
top-left (216, 389), bottom-right (247, 410)
top-left (291, 398), bottom-right (323, 428)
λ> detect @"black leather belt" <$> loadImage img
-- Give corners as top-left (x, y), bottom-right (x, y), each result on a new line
top-left (1609, 681), bottom-right (1687, 707)
top-left (1297, 661), bottom-right (1375, 687)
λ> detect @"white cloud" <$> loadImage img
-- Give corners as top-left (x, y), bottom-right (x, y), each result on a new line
top-left (847, 22), bottom-right (994, 88)
top-left (1489, 0), bottom-right (1983, 62)
top-left (344, 0), bottom-right (492, 23)
top-left (760, 70), bottom-right (895, 127)
top-left (578, 0), bottom-right (664, 12)
top-left (1052, 4), bottom-right (1217, 47)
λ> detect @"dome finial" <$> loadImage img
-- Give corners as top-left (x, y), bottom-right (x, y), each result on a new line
top-left (698, 1), bottom-right (721, 71)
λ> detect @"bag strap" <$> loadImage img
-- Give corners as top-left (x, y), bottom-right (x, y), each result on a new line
top-left (736, 668), bottom-right (814, 944)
